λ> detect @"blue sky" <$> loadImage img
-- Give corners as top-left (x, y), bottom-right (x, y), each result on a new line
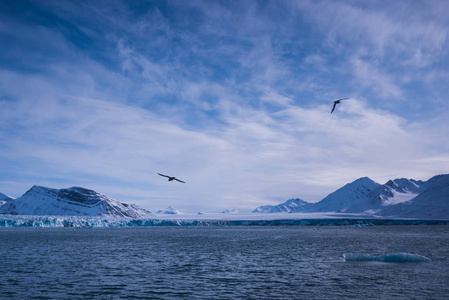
top-left (1, 0), bottom-right (449, 213)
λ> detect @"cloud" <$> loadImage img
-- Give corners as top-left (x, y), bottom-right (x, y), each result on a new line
top-left (1, 74), bottom-right (448, 212)
top-left (350, 55), bottom-right (403, 98)
top-left (296, 0), bottom-right (448, 59)
top-left (292, 0), bottom-right (449, 103)
top-left (1, 0), bottom-right (449, 212)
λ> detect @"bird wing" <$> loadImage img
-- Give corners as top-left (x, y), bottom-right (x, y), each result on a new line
top-left (331, 102), bottom-right (337, 113)
top-left (175, 178), bottom-right (185, 183)
top-left (158, 173), bottom-right (170, 178)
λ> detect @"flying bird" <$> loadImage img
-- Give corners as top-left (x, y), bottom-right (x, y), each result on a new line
top-left (158, 173), bottom-right (185, 183)
top-left (331, 98), bottom-right (349, 113)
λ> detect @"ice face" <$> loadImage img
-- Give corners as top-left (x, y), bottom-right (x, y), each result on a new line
top-left (343, 252), bottom-right (431, 262)
top-left (1, 215), bottom-right (448, 228)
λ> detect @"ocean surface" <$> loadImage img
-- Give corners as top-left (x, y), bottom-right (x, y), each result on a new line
top-left (1, 226), bottom-right (448, 299)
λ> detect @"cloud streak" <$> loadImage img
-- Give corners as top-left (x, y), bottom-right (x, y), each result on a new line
top-left (1, 0), bottom-right (449, 212)
top-left (2, 90), bottom-right (446, 212)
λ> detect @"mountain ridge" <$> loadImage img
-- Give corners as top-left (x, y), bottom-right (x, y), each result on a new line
top-left (0, 185), bottom-right (152, 218)
top-left (1, 174), bottom-right (448, 219)
top-left (253, 174), bottom-right (449, 219)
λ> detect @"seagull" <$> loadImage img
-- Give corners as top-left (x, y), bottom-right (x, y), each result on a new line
top-left (158, 173), bottom-right (185, 183)
top-left (331, 98), bottom-right (349, 113)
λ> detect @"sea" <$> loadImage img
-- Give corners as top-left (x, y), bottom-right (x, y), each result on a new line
top-left (1, 225), bottom-right (448, 299)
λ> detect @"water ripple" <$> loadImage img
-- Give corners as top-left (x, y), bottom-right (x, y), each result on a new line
top-left (1, 226), bottom-right (449, 299)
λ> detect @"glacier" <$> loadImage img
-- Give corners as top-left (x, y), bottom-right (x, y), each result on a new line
top-left (343, 252), bottom-right (431, 263)
top-left (0, 214), bottom-right (448, 228)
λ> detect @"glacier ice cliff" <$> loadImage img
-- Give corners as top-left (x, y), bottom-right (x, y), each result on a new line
top-left (0, 215), bottom-right (448, 228)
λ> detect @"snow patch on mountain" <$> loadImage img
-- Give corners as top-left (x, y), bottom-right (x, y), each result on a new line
top-left (379, 174), bottom-right (449, 219)
top-left (383, 190), bottom-right (417, 205)
top-left (379, 178), bottom-right (424, 205)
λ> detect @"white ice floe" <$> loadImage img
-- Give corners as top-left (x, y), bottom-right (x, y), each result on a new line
top-left (343, 252), bottom-right (431, 262)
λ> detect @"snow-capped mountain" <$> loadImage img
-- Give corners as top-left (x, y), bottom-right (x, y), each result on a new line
top-left (0, 192), bottom-right (14, 201)
top-left (252, 198), bottom-right (312, 213)
top-left (0, 192), bottom-right (14, 206)
top-left (376, 178), bottom-right (424, 207)
top-left (253, 174), bottom-right (449, 219)
top-left (156, 206), bottom-right (181, 215)
top-left (379, 174), bottom-right (449, 219)
top-left (1, 174), bottom-right (448, 220)
top-left (253, 177), bottom-right (389, 214)
top-left (311, 177), bottom-right (381, 212)
top-left (0, 185), bottom-right (152, 218)
top-left (344, 178), bottom-right (425, 213)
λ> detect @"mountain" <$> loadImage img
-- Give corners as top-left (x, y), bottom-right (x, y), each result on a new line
top-left (344, 178), bottom-right (425, 213)
top-left (312, 177), bottom-right (381, 212)
top-left (379, 174), bottom-right (449, 219)
top-left (0, 192), bottom-right (14, 206)
top-left (253, 198), bottom-right (312, 213)
top-left (221, 209), bottom-right (240, 214)
top-left (156, 206), bottom-right (181, 215)
top-left (0, 185), bottom-right (152, 218)
top-left (253, 174), bottom-right (449, 219)
top-left (2, 174), bottom-right (448, 220)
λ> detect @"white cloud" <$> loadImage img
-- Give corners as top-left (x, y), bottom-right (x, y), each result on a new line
top-left (350, 55), bottom-right (403, 98)
top-left (296, 0), bottom-right (448, 59)
top-left (293, 0), bottom-right (449, 103)
top-left (1, 78), bottom-right (448, 212)
top-left (1, 0), bottom-right (449, 213)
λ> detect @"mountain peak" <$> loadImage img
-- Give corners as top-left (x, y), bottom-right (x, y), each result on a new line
top-left (156, 206), bottom-right (181, 215)
top-left (313, 177), bottom-right (381, 212)
top-left (253, 198), bottom-right (312, 213)
top-left (352, 176), bottom-right (377, 185)
top-left (423, 174), bottom-right (449, 188)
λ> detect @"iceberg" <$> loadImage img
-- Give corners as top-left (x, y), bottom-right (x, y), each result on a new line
top-left (343, 252), bottom-right (431, 262)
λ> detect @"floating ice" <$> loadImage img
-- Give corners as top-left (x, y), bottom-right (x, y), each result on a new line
top-left (343, 252), bottom-right (431, 262)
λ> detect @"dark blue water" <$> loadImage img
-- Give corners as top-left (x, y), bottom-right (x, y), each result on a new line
top-left (1, 226), bottom-right (448, 299)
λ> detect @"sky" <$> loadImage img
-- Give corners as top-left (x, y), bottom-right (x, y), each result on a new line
top-left (1, 0), bottom-right (449, 213)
